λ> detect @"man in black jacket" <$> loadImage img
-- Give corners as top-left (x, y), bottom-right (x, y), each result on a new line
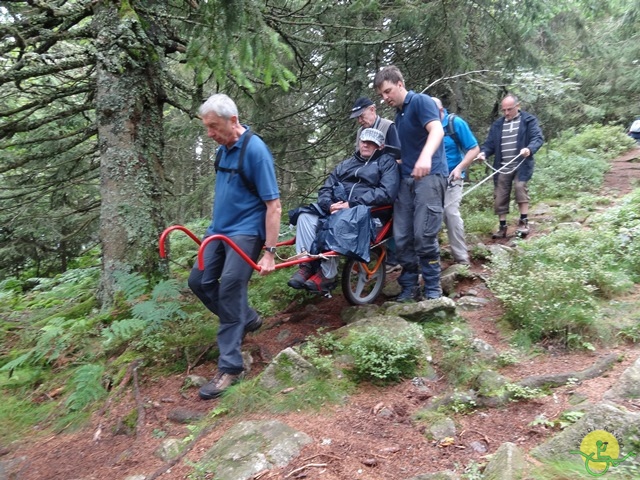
top-left (478, 94), bottom-right (544, 238)
top-left (288, 128), bottom-right (400, 293)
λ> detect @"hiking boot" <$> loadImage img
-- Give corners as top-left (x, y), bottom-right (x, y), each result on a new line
top-left (394, 286), bottom-right (422, 303)
top-left (287, 264), bottom-right (313, 289)
top-left (515, 220), bottom-right (530, 237)
top-left (492, 225), bottom-right (508, 239)
top-left (199, 371), bottom-right (243, 400)
top-left (304, 271), bottom-right (336, 294)
top-left (243, 316), bottom-right (263, 339)
top-left (385, 263), bottom-right (402, 274)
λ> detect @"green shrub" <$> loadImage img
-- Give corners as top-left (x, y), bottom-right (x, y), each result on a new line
top-left (345, 325), bottom-right (424, 384)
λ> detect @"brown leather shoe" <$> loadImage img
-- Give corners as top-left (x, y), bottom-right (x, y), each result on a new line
top-left (199, 371), bottom-right (243, 400)
top-left (515, 220), bottom-right (530, 237)
top-left (492, 225), bottom-right (508, 239)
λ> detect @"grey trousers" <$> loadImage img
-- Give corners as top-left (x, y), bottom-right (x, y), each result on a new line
top-left (295, 212), bottom-right (338, 278)
top-left (393, 175), bottom-right (447, 298)
top-left (188, 235), bottom-right (263, 375)
top-left (444, 180), bottom-right (470, 264)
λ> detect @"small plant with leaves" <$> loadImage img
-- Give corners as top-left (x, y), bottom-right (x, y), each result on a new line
top-left (505, 383), bottom-right (543, 401)
top-left (345, 325), bottom-right (425, 384)
top-left (298, 330), bottom-right (343, 375)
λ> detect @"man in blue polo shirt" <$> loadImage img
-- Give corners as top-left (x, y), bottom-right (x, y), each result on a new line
top-left (188, 93), bottom-right (281, 400)
top-left (433, 98), bottom-right (480, 265)
top-left (373, 66), bottom-right (447, 301)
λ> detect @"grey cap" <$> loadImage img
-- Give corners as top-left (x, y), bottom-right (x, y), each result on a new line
top-left (359, 128), bottom-right (385, 147)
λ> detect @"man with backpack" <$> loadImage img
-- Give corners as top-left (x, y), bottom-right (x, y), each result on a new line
top-left (189, 93), bottom-right (281, 400)
top-left (433, 98), bottom-right (480, 265)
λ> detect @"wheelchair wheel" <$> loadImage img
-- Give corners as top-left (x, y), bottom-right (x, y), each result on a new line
top-left (341, 248), bottom-right (386, 305)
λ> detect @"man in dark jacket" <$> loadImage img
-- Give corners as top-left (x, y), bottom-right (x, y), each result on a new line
top-left (288, 128), bottom-right (400, 293)
top-left (478, 94), bottom-right (544, 238)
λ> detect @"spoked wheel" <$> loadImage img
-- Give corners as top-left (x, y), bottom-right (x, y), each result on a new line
top-left (341, 248), bottom-right (386, 305)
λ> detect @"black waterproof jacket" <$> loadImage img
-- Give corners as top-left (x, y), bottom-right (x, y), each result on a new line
top-left (316, 149), bottom-right (400, 215)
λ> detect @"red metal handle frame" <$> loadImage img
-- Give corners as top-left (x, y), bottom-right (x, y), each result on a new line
top-left (159, 225), bottom-right (201, 258)
top-left (161, 204), bottom-right (393, 272)
top-left (197, 234), bottom-right (341, 272)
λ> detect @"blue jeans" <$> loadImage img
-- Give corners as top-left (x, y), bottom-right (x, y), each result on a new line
top-left (188, 235), bottom-right (263, 374)
top-left (393, 175), bottom-right (446, 298)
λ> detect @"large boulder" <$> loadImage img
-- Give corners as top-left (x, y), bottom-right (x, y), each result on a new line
top-left (196, 420), bottom-right (312, 480)
top-left (482, 442), bottom-right (529, 480)
top-left (531, 402), bottom-right (640, 464)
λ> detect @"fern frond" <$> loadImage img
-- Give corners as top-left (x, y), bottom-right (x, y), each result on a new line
top-left (114, 271), bottom-right (148, 301)
top-left (65, 364), bottom-right (107, 412)
top-left (151, 279), bottom-right (181, 302)
top-left (0, 351), bottom-right (34, 372)
top-left (101, 318), bottom-right (146, 346)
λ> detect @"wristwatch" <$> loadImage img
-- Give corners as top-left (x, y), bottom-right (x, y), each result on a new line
top-left (265, 246), bottom-right (277, 254)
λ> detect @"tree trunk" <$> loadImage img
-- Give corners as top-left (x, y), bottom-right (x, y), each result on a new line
top-left (93, 1), bottom-right (167, 307)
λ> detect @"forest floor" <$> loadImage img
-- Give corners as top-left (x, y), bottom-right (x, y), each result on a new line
top-left (4, 146), bottom-right (640, 480)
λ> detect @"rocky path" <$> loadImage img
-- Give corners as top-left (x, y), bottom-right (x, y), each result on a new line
top-left (2, 146), bottom-right (640, 480)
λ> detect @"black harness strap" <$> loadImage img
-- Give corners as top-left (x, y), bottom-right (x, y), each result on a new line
top-left (214, 130), bottom-right (261, 199)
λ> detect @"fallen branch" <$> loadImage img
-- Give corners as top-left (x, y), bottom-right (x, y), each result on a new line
top-left (517, 353), bottom-right (619, 389)
top-left (133, 361), bottom-right (145, 438)
top-left (284, 463), bottom-right (328, 478)
top-left (187, 343), bottom-right (216, 374)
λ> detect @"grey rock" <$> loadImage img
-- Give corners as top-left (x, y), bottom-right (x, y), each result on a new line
top-left (475, 370), bottom-right (508, 396)
top-left (341, 304), bottom-right (381, 324)
top-left (456, 295), bottom-right (490, 311)
top-left (483, 442), bottom-right (529, 480)
top-left (531, 402), bottom-right (640, 463)
top-left (154, 438), bottom-right (182, 462)
top-left (472, 338), bottom-right (498, 360)
top-left (384, 297), bottom-right (457, 323)
top-left (167, 407), bottom-right (205, 424)
top-left (197, 420), bottom-right (312, 480)
top-left (429, 417), bottom-right (456, 442)
top-left (556, 222), bottom-right (583, 230)
top-left (337, 315), bottom-right (430, 356)
top-left (0, 456), bottom-right (27, 480)
top-left (184, 375), bottom-right (207, 388)
top-left (469, 440), bottom-right (488, 453)
top-left (603, 355), bottom-right (640, 401)
top-left (259, 347), bottom-right (318, 391)
top-left (123, 476), bottom-right (147, 480)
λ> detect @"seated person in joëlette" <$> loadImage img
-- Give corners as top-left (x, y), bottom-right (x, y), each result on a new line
top-left (288, 127), bottom-right (401, 293)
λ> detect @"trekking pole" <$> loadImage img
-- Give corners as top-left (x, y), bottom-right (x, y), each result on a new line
top-left (444, 153), bottom-right (526, 208)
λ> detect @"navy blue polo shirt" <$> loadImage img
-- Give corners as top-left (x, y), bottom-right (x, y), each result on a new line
top-left (394, 91), bottom-right (448, 178)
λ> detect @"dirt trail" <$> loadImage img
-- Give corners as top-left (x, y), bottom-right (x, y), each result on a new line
top-left (3, 147), bottom-right (640, 480)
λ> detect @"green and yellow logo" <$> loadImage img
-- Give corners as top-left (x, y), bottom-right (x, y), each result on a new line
top-left (570, 430), bottom-right (637, 476)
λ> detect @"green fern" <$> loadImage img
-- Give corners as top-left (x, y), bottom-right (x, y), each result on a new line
top-left (114, 271), bottom-right (148, 301)
top-left (101, 318), bottom-right (146, 346)
top-left (65, 364), bottom-right (107, 412)
top-left (0, 351), bottom-right (34, 372)
top-left (150, 279), bottom-right (181, 302)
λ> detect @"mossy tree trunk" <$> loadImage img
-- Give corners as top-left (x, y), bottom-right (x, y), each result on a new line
top-left (93, 1), bottom-right (167, 307)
